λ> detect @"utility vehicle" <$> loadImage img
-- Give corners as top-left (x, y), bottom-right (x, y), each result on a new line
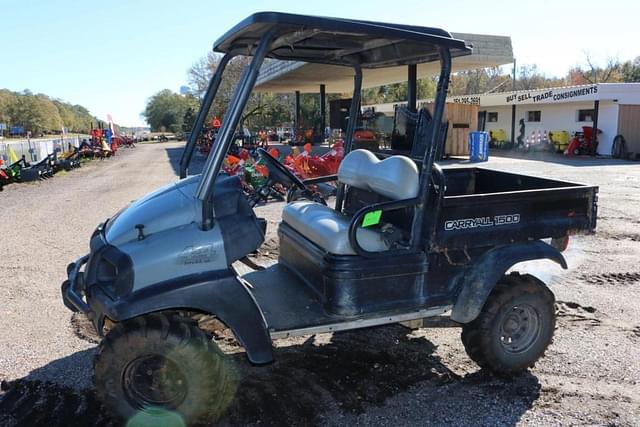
top-left (62, 12), bottom-right (598, 424)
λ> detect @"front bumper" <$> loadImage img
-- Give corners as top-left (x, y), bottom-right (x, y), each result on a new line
top-left (61, 255), bottom-right (91, 314)
top-left (61, 254), bottom-right (113, 336)
top-left (61, 219), bottom-right (134, 326)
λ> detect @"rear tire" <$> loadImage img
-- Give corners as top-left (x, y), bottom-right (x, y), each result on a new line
top-left (94, 312), bottom-right (236, 425)
top-left (461, 273), bottom-right (555, 375)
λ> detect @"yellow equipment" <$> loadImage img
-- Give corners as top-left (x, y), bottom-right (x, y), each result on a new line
top-left (549, 130), bottom-right (570, 153)
top-left (489, 129), bottom-right (508, 143)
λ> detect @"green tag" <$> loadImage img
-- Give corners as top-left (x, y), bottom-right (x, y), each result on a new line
top-left (362, 210), bottom-right (382, 227)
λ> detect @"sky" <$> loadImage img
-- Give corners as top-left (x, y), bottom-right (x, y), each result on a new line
top-left (1, 0), bottom-right (638, 127)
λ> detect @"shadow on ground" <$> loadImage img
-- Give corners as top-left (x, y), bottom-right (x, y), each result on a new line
top-left (0, 324), bottom-right (540, 427)
top-left (165, 145), bottom-right (206, 177)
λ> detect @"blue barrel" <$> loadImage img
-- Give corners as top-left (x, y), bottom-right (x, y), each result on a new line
top-left (469, 131), bottom-right (489, 162)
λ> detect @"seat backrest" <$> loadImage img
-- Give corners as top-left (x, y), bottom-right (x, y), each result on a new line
top-left (410, 109), bottom-right (432, 159)
top-left (410, 108), bottom-right (449, 161)
top-left (338, 149), bottom-right (419, 200)
top-left (391, 105), bottom-right (419, 151)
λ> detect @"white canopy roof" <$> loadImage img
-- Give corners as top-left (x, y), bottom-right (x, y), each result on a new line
top-left (255, 32), bottom-right (513, 93)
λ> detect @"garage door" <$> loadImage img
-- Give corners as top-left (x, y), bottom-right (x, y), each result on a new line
top-left (618, 105), bottom-right (640, 156)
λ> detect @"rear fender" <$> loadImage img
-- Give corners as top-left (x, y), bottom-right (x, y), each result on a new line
top-left (451, 241), bottom-right (567, 323)
top-left (89, 269), bottom-right (273, 364)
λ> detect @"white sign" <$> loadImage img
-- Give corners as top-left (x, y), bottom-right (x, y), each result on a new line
top-left (449, 84), bottom-right (599, 107)
top-left (504, 85), bottom-right (598, 104)
top-left (449, 95), bottom-right (481, 105)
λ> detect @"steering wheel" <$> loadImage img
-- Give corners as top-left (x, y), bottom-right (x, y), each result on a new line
top-left (256, 148), bottom-right (305, 190)
top-left (251, 148), bottom-right (332, 207)
top-left (244, 148), bottom-right (304, 207)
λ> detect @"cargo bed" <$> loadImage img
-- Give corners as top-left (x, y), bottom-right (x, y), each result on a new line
top-left (433, 167), bottom-right (598, 250)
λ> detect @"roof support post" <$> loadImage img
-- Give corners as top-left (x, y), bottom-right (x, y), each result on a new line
top-left (196, 31), bottom-right (275, 229)
top-left (510, 104), bottom-right (516, 146)
top-left (407, 64), bottom-right (417, 112)
top-left (343, 67), bottom-right (363, 155)
top-left (591, 100), bottom-right (600, 156)
top-left (335, 66), bottom-right (363, 212)
top-left (295, 90), bottom-right (301, 131)
top-left (180, 53), bottom-right (232, 178)
top-left (320, 84), bottom-right (326, 138)
top-left (410, 47), bottom-right (451, 250)
top-left (510, 58), bottom-right (517, 146)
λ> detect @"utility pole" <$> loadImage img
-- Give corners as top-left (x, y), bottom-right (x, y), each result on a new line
top-left (27, 131), bottom-right (35, 162)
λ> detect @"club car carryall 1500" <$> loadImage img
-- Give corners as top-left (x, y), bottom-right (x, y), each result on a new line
top-left (62, 12), bottom-right (598, 424)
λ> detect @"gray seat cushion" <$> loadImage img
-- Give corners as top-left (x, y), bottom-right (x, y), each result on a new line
top-left (282, 201), bottom-right (389, 255)
top-left (282, 150), bottom-right (417, 255)
top-left (338, 149), bottom-right (419, 200)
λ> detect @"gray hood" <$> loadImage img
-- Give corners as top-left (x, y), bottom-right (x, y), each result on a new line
top-left (105, 175), bottom-right (201, 246)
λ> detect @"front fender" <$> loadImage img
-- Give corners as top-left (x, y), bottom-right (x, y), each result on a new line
top-left (87, 269), bottom-right (274, 364)
top-left (451, 241), bottom-right (567, 324)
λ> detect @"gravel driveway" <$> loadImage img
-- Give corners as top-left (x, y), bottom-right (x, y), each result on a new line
top-left (0, 143), bottom-right (638, 426)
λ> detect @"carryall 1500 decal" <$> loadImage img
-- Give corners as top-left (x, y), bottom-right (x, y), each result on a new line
top-left (445, 214), bottom-right (520, 231)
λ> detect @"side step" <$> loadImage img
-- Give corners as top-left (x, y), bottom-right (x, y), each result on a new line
top-left (401, 315), bottom-right (461, 329)
top-left (269, 305), bottom-right (452, 339)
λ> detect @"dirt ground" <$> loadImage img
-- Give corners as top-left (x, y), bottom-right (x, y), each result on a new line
top-left (0, 142), bottom-right (639, 426)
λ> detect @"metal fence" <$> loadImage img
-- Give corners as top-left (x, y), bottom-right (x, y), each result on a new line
top-left (0, 136), bottom-right (85, 164)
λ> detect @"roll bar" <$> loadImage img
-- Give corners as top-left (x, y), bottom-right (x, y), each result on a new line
top-left (180, 53), bottom-right (232, 179)
top-left (334, 66), bottom-right (363, 212)
top-left (196, 31), bottom-right (276, 229)
top-left (409, 47), bottom-right (452, 250)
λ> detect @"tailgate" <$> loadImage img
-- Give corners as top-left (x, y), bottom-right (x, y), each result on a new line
top-left (434, 184), bottom-right (598, 250)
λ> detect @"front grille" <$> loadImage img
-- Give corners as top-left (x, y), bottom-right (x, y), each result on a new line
top-left (85, 243), bottom-right (134, 299)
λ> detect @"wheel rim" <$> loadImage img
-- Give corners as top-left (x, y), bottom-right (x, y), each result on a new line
top-left (499, 304), bottom-right (541, 353)
top-left (123, 354), bottom-right (188, 409)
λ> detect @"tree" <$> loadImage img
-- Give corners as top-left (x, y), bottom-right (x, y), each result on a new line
top-left (68, 104), bottom-right (97, 133)
top-left (182, 106), bottom-right (197, 132)
top-left (7, 91), bottom-right (61, 134)
top-left (54, 100), bottom-right (76, 129)
top-left (241, 92), bottom-right (293, 129)
top-left (187, 54), bottom-right (251, 119)
top-left (514, 64), bottom-right (564, 90)
top-left (186, 54), bottom-right (294, 129)
top-left (361, 77), bottom-right (436, 105)
top-left (35, 94), bottom-right (63, 131)
top-left (568, 54), bottom-right (623, 84)
top-left (621, 57), bottom-right (640, 82)
top-left (0, 89), bottom-right (17, 124)
top-left (52, 100), bottom-right (95, 133)
top-left (143, 89), bottom-right (200, 133)
top-left (187, 51), bottom-right (218, 98)
top-left (0, 88), bottom-right (116, 134)
top-left (448, 67), bottom-right (512, 95)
